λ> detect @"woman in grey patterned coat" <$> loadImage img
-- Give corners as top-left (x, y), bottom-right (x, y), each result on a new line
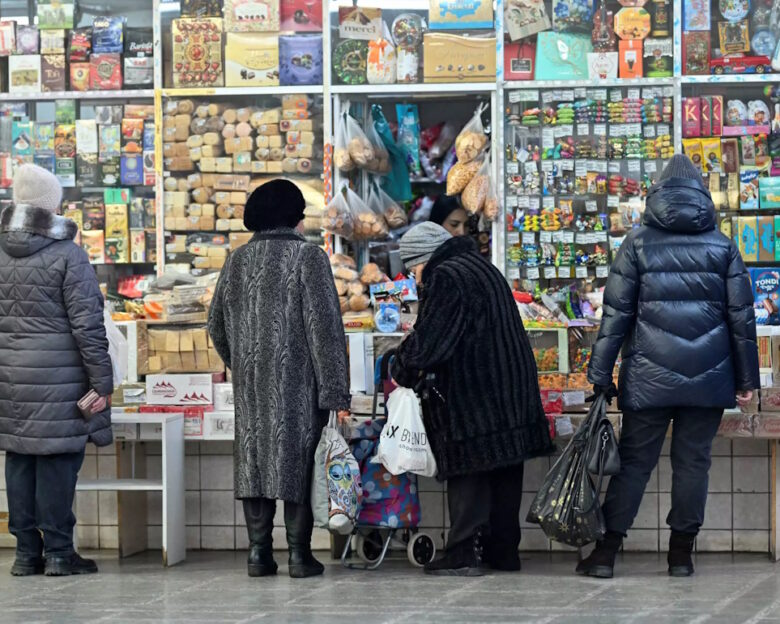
top-left (208, 179), bottom-right (350, 579)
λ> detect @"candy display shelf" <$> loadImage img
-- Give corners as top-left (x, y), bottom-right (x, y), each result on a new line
top-left (0, 90), bottom-right (155, 101)
top-left (161, 86), bottom-right (325, 97)
top-left (505, 78), bottom-right (677, 90)
top-left (331, 83), bottom-right (498, 95)
top-left (681, 74), bottom-right (780, 84)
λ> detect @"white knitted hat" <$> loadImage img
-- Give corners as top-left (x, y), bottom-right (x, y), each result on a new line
top-left (13, 164), bottom-right (63, 213)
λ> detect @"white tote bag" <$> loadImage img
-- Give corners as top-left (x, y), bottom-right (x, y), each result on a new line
top-left (104, 309), bottom-right (128, 390)
top-left (372, 387), bottom-right (437, 478)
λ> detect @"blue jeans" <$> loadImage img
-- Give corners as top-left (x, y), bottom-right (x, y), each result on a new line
top-left (5, 450), bottom-right (85, 560)
top-left (603, 407), bottom-right (722, 536)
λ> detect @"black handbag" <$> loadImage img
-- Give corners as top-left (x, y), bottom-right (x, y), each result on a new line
top-left (526, 395), bottom-right (616, 547)
top-left (586, 407), bottom-right (620, 477)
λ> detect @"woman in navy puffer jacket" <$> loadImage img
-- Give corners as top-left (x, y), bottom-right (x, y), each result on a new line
top-left (578, 154), bottom-right (760, 579)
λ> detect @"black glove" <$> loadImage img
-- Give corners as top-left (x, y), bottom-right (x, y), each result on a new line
top-left (586, 383), bottom-right (618, 405)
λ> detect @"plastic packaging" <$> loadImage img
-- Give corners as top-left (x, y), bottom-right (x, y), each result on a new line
top-left (446, 155), bottom-right (483, 195)
top-left (483, 171), bottom-right (499, 221)
top-left (462, 157), bottom-right (490, 214)
top-left (364, 119), bottom-right (391, 174)
top-left (396, 103), bottom-right (422, 178)
top-left (430, 122), bottom-right (458, 160)
top-left (334, 111), bottom-right (354, 172)
top-left (324, 185), bottom-right (354, 238)
top-left (360, 185), bottom-right (390, 240)
top-left (376, 183), bottom-right (407, 229)
top-left (455, 103), bottom-right (489, 164)
top-left (345, 113), bottom-right (376, 169)
top-left (373, 104), bottom-right (413, 202)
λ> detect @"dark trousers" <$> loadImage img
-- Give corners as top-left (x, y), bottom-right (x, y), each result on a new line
top-left (5, 450), bottom-right (85, 560)
top-left (603, 407), bottom-right (723, 536)
top-left (446, 463), bottom-right (524, 550)
top-left (242, 498), bottom-right (314, 550)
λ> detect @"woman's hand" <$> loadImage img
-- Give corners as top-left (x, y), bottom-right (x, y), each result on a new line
top-left (736, 390), bottom-right (753, 406)
top-left (91, 395), bottom-right (111, 414)
top-left (337, 410), bottom-right (351, 424)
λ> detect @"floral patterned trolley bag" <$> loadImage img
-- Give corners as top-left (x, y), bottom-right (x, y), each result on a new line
top-left (311, 413), bottom-right (363, 535)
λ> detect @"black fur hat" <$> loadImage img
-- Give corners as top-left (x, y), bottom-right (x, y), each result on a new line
top-left (243, 179), bottom-right (306, 232)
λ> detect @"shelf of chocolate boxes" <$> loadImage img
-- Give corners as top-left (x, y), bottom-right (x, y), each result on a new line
top-left (681, 88), bottom-right (780, 270)
top-left (503, 85), bottom-right (675, 282)
top-left (161, 94), bottom-right (324, 275)
top-left (0, 11), bottom-right (153, 96)
top-left (681, 0), bottom-right (780, 79)
top-left (166, 0), bottom-right (325, 90)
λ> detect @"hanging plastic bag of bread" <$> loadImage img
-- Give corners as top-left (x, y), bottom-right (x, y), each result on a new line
top-left (364, 119), bottom-right (391, 174)
top-left (483, 171), bottom-right (499, 221)
top-left (462, 157), bottom-right (490, 215)
top-left (344, 111), bottom-right (375, 169)
top-left (354, 185), bottom-right (389, 241)
top-left (334, 110), bottom-right (354, 172)
top-left (323, 184), bottom-right (354, 239)
top-left (374, 182), bottom-right (407, 229)
top-left (455, 103), bottom-right (489, 164)
top-left (430, 122), bottom-right (458, 160)
top-left (447, 153), bottom-right (483, 195)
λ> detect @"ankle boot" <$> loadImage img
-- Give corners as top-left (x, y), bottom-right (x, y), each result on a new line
top-left (668, 531), bottom-right (696, 577)
top-left (575, 531), bottom-right (622, 579)
top-left (243, 499), bottom-right (277, 577)
top-left (424, 530), bottom-right (485, 577)
top-left (285, 500), bottom-right (324, 579)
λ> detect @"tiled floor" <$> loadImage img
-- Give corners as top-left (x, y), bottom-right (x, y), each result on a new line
top-left (2, 550), bottom-right (780, 623)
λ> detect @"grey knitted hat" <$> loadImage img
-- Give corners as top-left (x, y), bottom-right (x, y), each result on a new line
top-left (659, 154), bottom-right (702, 182)
top-left (399, 222), bottom-right (452, 269)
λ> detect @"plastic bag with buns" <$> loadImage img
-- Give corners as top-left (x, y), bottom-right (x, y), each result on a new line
top-left (334, 111), bottom-right (354, 172)
top-left (455, 103), bottom-right (489, 164)
top-left (364, 119), bottom-right (391, 174)
top-left (462, 157), bottom-right (490, 215)
top-left (323, 185), bottom-right (354, 238)
top-left (350, 185), bottom-right (387, 241)
top-left (344, 113), bottom-right (375, 169)
top-left (483, 172), bottom-right (499, 221)
top-left (446, 156), bottom-right (482, 195)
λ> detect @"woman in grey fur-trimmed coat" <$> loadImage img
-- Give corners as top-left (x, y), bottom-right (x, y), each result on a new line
top-left (208, 179), bottom-right (350, 579)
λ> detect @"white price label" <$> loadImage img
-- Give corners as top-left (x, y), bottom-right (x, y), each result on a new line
top-left (645, 161), bottom-right (658, 174)
top-left (586, 200), bottom-right (598, 213)
top-left (542, 91), bottom-right (555, 105)
top-left (627, 88), bottom-right (641, 101)
top-left (508, 231), bottom-right (520, 244)
top-left (658, 124), bottom-right (670, 137)
top-left (575, 265), bottom-right (588, 278)
top-left (575, 160), bottom-right (588, 177)
top-left (508, 267), bottom-right (520, 279)
top-left (591, 89), bottom-right (607, 102)
top-left (607, 195), bottom-right (620, 208)
top-left (518, 195), bottom-right (530, 209)
top-left (663, 86), bottom-right (674, 98)
top-left (561, 159), bottom-right (575, 171)
top-left (527, 266), bottom-right (540, 280)
top-left (574, 88), bottom-right (587, 100)
top-left (630, 123), bottom-right (643, 137)
top-left (540, 231), bottom-right (553, 243)
top-left (561, 124), bottom-right (574, 137)
top-left (608, 161), bottom-right (622, 174)
top-left (563, 230), bottom-right (575, 244)
top-left (610, 89), bottom-right (623, 103)
top-left (506, 196), bottom-right (519, 208)
top-left (522, 232), bottom-right (536, 245)
top-left (541, 160), bottom-right (554, 172)
top-left (529, 197), bottom-right (540, 211)
top-left (508, 91), bottom-right (523, 104)
top-left (543, 197), bottom-right (556, 209)
top-left (596, 231), bottom-right (608, 242)
top-left (594, 124), bottom-right (607, 136)
top-left (561, 90), bottom-right (575, 101)
top-left (609, 124), bottom-right (624, 137)
top-left (628, 160), bottom-right (641, 173)
top-left (594, 160), bottom-right (608, 174)
top-left (596, 265), bottom-right (609, 278)
top-left (544, 266), bottom-right (557, 279)
top-left (558, 266), bottom-right (572, 279)
top-left (552, 231), bottom-right (564, 243)
top-left (644, 124), bottom-right (657, 138)
top-left (525, 161), bottom-right (538, 175)
top-left (575, 232), bottom-right (587, 244)
top-left (577, 123), bottom-right (590, 136)
top-left (542, 128), bottom-right (555, 149)
top-left (507, 162), bottom-right (519, 175)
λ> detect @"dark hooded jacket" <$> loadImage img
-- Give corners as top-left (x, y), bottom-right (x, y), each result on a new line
top-left (392, 237), bottom-right (554, 480)
top-left (0, 204), bottom-right (113, 454)
top-left (588, 177), bottom-right (760, 412)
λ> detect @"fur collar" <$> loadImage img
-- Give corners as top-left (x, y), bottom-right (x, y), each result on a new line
top-left (0, 204), bottom-right (78, 241)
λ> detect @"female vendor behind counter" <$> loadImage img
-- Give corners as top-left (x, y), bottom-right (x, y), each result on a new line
top-left (429, 195), bottom-right (468, 237)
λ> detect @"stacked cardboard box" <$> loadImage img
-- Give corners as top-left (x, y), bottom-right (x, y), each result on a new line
top-left (138, 324), bottom-right (224, 374)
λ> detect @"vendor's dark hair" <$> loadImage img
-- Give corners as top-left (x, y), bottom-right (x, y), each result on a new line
top-left (429, 195), bottom-right (463, 226)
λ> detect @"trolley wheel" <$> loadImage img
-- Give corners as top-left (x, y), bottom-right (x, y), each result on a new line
top-left (407, 532), bottom-right (436, 567)
top-left (354, 531), bottom-right (385, 565)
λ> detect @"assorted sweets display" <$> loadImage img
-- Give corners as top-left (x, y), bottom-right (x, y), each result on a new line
top-left (330, 2), bottom-right (496, 85)
top-left (169, 0), bottom-right (323, 88)
top-left (504, 0), bottom-right (673, 81)
top-left (504, 84), bottom-right (675, 286)
top-left (0, 12), bottom-right (153, 93)
top-left (161, 95), bottom-right (324, 275)
top-left (682, 0), bottom-right (780, 75)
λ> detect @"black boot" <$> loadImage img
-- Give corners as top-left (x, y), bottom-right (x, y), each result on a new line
top-left (243, 499), bottom-right (278, 577)
top-left (668, 531), bottom-right (696, 577)
top-left (424, 531), bottom-right (484, 577)
top-left (285, 501), bottom-right (324, 579)
top-left (483, 538), bottom-right (521, 572)
top-left (575, 531), bottom-right (622, 579)
top-left (45, 553), bottom-right (98, 576)
top-left (10, 556), bottom-right (44, 576)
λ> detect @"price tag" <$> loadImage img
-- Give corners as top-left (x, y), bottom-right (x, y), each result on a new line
top-left (574, 88), bottom-right (587, 99)
top-left (507, 162), bottom-right (519, 175)
top-left (563, 231), bottom-right (575, 244)
top-left (594, 160), bottom-right (608, 174)
top-left (558, 266), bottom-right (572, 279)
top-left (595, 231), bottom-right (608, 242)
top-left (607, 195), bottom-right (620, 208)
top-left (542, 128), bottom-right (555, 149)
top-left (525, 161), bottom-right (539, 175)
top-left (518, 195), bottom-right (530, 209)
top-left (575, 266), bottom-right (588, 278)
top-left (575, 232), bottom-right (587, 244)
top-left (529, 197), bottom-right (540, 211)
top-left (663, 86), bottom-right (674, 98)
top-left (630, 123), bottom-right (643, 137)
top-left (508, 267), bottom-right (520, 279)
top-left (628, 160), bottom-right (641, 173)
top-left (644, 160), bottom-right (658, 174)
top-left (552, 231), bottom-right (565, 243)
top-left (644, 124), bottom-right (656, 138)
top-left (543, 196), bottom-right (556, 209)
top-left (508, 231), bottom-right (520, 244)
top-left (596, 265), bottom-right (609, 278)
top-left (560, 159), bottom-right (575, 171)
top-left (539, 231), bottom-right (553, 243)
top-left (587, 159), bottom-right (597, 172)
top-left (542, 91), bottom-right (555, 105)
top-left (594, 124), bottom-right (607, 137)
top-left (610, 89), bottom-right (623, 103)
top-left (527, 266), bottom-right (540, 280)
top-left (627, 88), bottom-right (641, 101)
top-left (541, 160), bottom-right (554, 172)
top-left (544, 266), bottom-right (557, 279)
top-left (508, 91), bottom-right (523, 104)
top-left (506, 195), bottom-right (519, 208)
top-left (609, 123), bottom-right (624, 137)
top-left (522, 232), bottom-right (536, 245)
top-left (608, 161), bottom-right (622, 174)
top-left (658, 123), bottom-right (670, 137)
top-left (561, 124), bottom-right (574, 137)
top-left (575, 160), bottom-right (588, 177)
top-left (577, 123), bottom-right (590, 136)
top-left (586, 200), bottom-right (598, 213)
top-left (561, 90), bottom-right (575, 101)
